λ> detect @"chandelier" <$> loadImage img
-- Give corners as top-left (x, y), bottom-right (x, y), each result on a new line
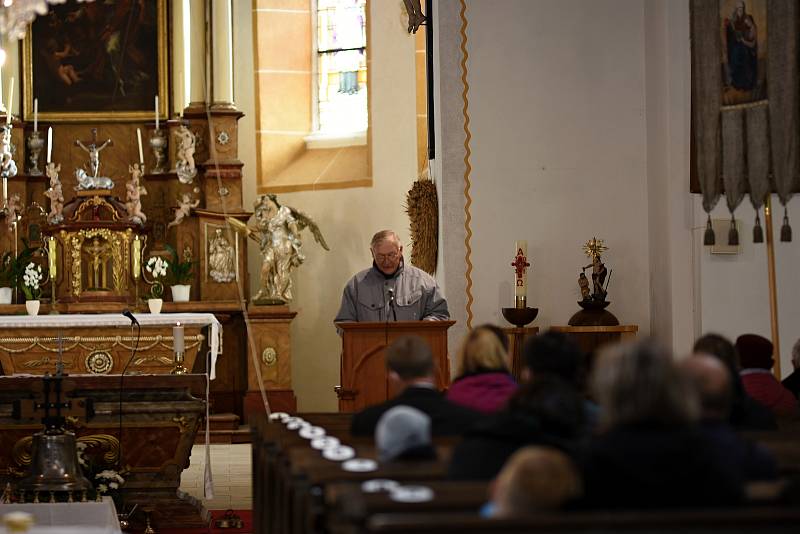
top-left (0, 0), bottom-right (92, 43)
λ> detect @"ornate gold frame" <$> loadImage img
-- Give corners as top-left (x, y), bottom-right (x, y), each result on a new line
top-left (61, 228), bottom-right (133, 297)
top-left (22, 0), bottom-right (168, 122)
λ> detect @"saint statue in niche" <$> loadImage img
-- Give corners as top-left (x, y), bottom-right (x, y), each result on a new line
top-left (208, 228), bottom-right (236, 283)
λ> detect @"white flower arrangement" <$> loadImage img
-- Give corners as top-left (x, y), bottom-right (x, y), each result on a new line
top-left (95, 469), bottom-right (125, 495)
top-left (145, 256), bottom-right (168, 278)
top-left (21, 262), bottom-right (42, 300)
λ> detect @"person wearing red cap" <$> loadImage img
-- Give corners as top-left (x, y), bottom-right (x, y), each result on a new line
top-left (736, 334), bottom-right (798, 416)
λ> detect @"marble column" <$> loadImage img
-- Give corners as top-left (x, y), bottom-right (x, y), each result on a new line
top-left (188, 0), bottom-right (207, 110)
top-left (211, 0), bottom-right (235, 109)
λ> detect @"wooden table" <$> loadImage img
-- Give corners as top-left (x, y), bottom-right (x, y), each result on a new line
top-left (548, 325), bottom-right (638, 360)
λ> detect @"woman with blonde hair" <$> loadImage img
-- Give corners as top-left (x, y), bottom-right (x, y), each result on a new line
top-left (446, 325), bottom-right (517, 413)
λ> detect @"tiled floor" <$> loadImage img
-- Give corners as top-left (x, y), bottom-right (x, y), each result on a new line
top-left (179, 443), bottom-right (252, 510)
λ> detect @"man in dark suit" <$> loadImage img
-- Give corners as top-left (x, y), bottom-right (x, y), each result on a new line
top-left (350, 335), bottom-right (480, 436)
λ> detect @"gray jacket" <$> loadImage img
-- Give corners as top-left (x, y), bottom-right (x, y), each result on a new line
top-left (334, 262), bottom-right (449, 323)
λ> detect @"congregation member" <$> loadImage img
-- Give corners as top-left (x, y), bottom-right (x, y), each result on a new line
top-left (334, 230), bottom-right (449, 322)
top-left (350, 335), bottom-right (479, 435)
top-left (781, 338), bottom-right (800, 400)
top-left (375, 406), bottom-right (437, 462)
top-left (447, 376), bottom-right (586, 480)
top-left (446, 325), bottom-right (518, 414)
top-left (522, 330), bottom-right (599, 430)
top-left (680, 354), bottom-right (778, 482)
top-left (736, 334), bottom-right (798, 416)
top-left (693, 333), bottom-right (777, 430)
top-left (483, 446), bottom-right (582, 518)
top-left (581, 339), bottom-right (743, 508)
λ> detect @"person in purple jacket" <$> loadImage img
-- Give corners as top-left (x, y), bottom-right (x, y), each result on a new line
top-left (446, 325), bottom-right (518, 414)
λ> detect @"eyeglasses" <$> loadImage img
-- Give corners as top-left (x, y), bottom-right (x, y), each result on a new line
top-left (374, 251), bottom-right (399, 261)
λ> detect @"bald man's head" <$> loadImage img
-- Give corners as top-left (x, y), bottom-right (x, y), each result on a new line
top-left (681, 354), bottom-right (733, 420)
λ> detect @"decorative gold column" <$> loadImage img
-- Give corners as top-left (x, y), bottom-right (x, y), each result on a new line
top-left (210, 0), bottom-right (234, 109)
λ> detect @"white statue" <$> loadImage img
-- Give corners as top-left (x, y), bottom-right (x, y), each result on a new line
top-left (208, 228), bottom-right (236, 283)
top-left (125, 163), bottom-right (147, 225)
top-left (44, 162), bottom-right (64, 224)
top-left (168, 192), bottom-right (199, 228)
top-left (75, 130), bottom-right (113, 178)
top-left (0, 125), bottom-right (17, 181)
top-left (75, 168), bottom-right (114, 190)
top-left (234, 194), bottom-right (328, 304)
top-left (175, 125), bottom-right (197, 184)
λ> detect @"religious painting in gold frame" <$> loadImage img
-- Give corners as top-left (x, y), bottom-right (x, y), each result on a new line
top-left (22, 0), bottom-right (169, 122)
top-left (719, 0), bottom-right (767, 107)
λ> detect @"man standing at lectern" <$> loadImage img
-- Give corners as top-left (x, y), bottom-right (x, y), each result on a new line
top-left (334, 230), bottom-right (449, 323)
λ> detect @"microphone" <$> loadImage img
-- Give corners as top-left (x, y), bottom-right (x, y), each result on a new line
top-left (388, 288), bottom-right (397, 322)
top-left (122, 309), bottom-right (139, 327)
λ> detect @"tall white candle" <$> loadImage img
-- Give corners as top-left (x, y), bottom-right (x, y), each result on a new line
top-left (136, 127), bottom-right (144, 164)
top-left (6, 77), bottom-right (12, 124)
top-left (33, 98), bottom-right (38, 132)
top-left (155, 95), bottom-right (159, 130)
top-left (514, 240), bottom-right (528, 302)
top-left (173, 322), bottom-right (185, 353)
top-left (46, 126), bottom-right (53, 163)
top-left (2, 177), bottom-right (6, 202)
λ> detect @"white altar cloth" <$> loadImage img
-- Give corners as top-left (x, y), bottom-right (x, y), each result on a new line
top-left (0, 498), bottom-right (121, 534)
top-left (0, 313), bottom-right (220, 380)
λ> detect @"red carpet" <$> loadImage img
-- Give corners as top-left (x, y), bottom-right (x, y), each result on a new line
top-left (158, 510), bottom-right (252, 534)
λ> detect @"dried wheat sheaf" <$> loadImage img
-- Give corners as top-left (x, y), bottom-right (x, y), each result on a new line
top-left (405, 178), bottom-right (438, 275)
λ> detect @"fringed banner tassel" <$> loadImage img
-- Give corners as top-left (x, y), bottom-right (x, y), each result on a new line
top-left (728, 214), bottom-right (739, 246)
top-left (704, 214), bottom-right (716, 246)
top-left (781, 208), bottom-right (792, 242)
top-left (753, 211), bottom-right (764, 243)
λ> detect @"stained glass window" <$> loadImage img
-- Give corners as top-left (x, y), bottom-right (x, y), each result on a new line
top-left (315, 0), bottom-right (368, 134)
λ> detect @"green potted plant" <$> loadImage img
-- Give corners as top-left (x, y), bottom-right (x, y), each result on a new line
top-left (165, 244), bottom-right (194, 303)
top-left (0, 252), bottom-right (14, 304)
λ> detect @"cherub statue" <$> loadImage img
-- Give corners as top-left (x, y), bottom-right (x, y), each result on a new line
top-left (0, 124), bottom-right (17, 181)
top-left (5, 193), bottom-right (21, 231)
top-left (125, 163), bottom-right (148, 225)
top-left (228, 194), bottom-right (329, 304)
top-left (44, 162), bottom-right (64, 224)
top-left (168, 192), bottom-right (199, 228)
top-left (175, 125), bottom-right (197, 184)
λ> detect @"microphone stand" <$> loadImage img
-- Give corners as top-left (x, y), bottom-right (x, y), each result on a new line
top-left (118, 311), bottom-right (141, 477)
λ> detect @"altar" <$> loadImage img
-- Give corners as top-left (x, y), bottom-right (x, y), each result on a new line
top-left (0, 313), bottom-right (221, 378)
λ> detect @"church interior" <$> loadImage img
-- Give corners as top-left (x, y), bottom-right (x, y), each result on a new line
top-left (1, 0), bottom-right (800, 532)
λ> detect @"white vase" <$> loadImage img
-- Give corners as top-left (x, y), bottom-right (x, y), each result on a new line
top-left (26, 300), bottom-right (40, 316)
top-left (0, 287), bottom-right (12, 304)
top-left (171, 284), bottom-right (191, 303)
top-left (148, 298), bottom-right (163, 314)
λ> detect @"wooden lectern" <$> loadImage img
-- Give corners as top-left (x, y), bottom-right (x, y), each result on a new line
top-left (336, 320), bottom-right (455, 412)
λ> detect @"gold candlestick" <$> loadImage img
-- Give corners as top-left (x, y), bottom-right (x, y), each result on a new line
top-left (48, 236), bottom-right (59, 314)
top-left (172, 351), bottom-right (187, 375)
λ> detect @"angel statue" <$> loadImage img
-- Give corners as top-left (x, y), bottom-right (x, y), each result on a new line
top-left (0, 124), bottom-right (17, 182)
top-left (44, 162), bottom-right (64, 224)
top-left (228, 194), bottom-right (329, 304)
top-left (168, 192), bottom-right (199, 228)
top-left (125, 163), bottom-right (148, 225)
top-left (5, 193), bottom-right (20, 231)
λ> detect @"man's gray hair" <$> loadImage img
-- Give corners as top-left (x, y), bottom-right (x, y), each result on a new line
top-left (371, 230), bottom-right (401, 249)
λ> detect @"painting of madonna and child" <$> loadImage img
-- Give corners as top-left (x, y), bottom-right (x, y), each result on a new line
top-left (719, 0), bottom-right (767, 107)
top-left (23, 0), bottom-right (167, 121)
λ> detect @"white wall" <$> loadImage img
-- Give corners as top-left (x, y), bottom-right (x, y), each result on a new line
top-left (459, 0), bottom-right (652, 333)
top-left (235, 1), bottom-right (419, 411)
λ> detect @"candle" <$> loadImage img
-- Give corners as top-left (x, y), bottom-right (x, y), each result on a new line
top-left (173, 322), bottom-right (184, 353)
top-left (6, 77), bottom-right (12, 124)
top-left (155, 95), bottom-right (159, 130)
top-left (136, 127), bottom-right (144, 164)
top-left (132, 235), bottom-right (141, 279)
top-left (33, 98), bottom-right (38, 132)
top-left (2, 177), bottom-right (6, 203)
top-left (513, 240), bottom-right (529, 308)
top-left (48, 237), bottom-right (57, 279)
top-left (46, 126), bottom-right (52, 163)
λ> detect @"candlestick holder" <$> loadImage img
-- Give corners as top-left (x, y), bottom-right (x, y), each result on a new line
top-left (149, 128), bottom-right (167, 173)
top-left (501, 306), bottom-right (538, 328)
top-left (171, 350), bottom-right (187, 375)
top-left (26, 130), bottom-right (44, 175)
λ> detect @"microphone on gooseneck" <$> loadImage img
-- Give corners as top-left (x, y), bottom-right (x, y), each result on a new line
top-left (119, 309), bottom-right (142, 473)
top-left (388, 288), bottom-right (397, 322)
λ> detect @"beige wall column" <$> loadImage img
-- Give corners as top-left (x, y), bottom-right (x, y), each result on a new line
top-left (188, 0), bottom-right (207, 108)
top-left (211, 0), bottom-right (235, 108)
top-left (171, 0), bottom-right (187, 114)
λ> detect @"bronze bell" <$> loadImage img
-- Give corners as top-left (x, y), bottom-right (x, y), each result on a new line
top-left (17, 431), bottom-right (92, 493)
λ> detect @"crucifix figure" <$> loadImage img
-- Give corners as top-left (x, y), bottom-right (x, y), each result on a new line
top-left (75, 128), bottom-right (113, 178)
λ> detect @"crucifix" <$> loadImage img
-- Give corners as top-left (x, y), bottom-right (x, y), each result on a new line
top-left (75, 128), bottom-right (113, 179)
